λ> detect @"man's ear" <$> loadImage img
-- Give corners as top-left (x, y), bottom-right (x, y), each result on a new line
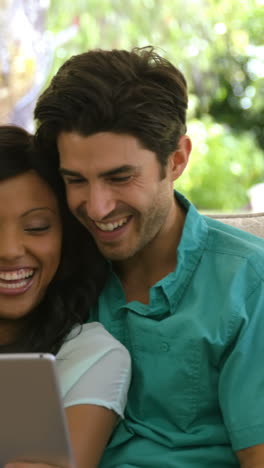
top-left (169, 135), bottom-right (192, 182)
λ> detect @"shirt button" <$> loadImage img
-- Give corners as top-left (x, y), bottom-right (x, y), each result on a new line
top-left (161, 342), bottom-right (169, 352)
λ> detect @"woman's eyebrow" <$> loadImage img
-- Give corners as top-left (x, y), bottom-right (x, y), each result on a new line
top-left (21, 207), bottom-right (56, 217)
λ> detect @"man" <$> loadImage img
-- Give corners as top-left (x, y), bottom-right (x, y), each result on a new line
top-left (34, 46), bottom-right (264, 467)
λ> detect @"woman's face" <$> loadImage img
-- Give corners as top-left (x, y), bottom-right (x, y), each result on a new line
top-left (0, 170), bottom-right (62, 328)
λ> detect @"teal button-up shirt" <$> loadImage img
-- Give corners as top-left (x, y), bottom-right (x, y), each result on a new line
top-left (92, 193), bottom-right (264, 467)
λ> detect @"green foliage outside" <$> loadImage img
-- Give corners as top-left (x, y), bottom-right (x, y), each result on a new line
top-left (46, 0), bottom-right (264, 211)
top-left (176, 115), bottom-right (264, 210)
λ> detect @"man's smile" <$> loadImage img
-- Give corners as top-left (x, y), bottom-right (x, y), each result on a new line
top-left (94, 216), bottom-right (130, 232)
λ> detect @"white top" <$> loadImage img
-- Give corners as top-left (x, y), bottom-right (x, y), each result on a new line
top-left (56, 322), bottom-right (131, 418)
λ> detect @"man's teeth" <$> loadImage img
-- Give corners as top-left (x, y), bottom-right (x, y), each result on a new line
top-left (95, 218), bottom-right (128, 232)
top-left (0, 269), bottom-right (34, 281)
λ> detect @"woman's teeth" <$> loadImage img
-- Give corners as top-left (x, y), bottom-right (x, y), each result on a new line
top-left (0, 269), bottom-right (34, 281)
top-left (0, 279), bottom-right (29, 289)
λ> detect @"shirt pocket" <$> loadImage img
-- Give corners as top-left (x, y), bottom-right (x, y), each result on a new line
top-left (127, 325), bottom-right (203, 433)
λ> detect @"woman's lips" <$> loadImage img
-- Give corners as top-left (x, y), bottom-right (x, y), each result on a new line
top-left (0, 269), bottom-right (35, 296)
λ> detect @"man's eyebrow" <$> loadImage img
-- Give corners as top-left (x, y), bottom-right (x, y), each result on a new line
top-left (59, 165), bottom-right (137, 178)
top-left (59, 168), bottom-right (83, 177)
top-left (101, 165), bottom-right (136, 177)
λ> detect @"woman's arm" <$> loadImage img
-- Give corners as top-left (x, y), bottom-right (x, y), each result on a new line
top-left (66, 403), bottom-right (118, 468)
top-left (236, 444), bottom-right (264, 467)
top-left (4, 324), bottom-right (131, 468)
top-left (4, 404), bottom-right (118, 468)
top-left (58, 323), bottom-right (131, 465)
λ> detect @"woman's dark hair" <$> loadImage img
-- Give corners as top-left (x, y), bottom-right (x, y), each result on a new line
top-left (0, 125), bottom-right (107, 354)
top-left (34, 46), bottom-right (188, 173)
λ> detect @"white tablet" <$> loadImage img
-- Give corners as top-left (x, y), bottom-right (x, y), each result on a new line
top-left (0, 353), bottom-right (74, 467)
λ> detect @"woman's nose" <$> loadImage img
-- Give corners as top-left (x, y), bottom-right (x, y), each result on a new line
top-left (0, 230), bottom-right (26, 261)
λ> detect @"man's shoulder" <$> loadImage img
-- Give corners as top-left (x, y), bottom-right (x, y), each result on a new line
top-left (204, 215), bottom-right (264, 250)
top-left (203, 214), bottom-right (264, 278)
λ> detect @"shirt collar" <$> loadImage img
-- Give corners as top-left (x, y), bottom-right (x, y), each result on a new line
top-left (160, 191), bottom-right (208, 308)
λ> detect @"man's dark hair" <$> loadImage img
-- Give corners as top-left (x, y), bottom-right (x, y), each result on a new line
top-left (34, 46), bottom-right (188, 168)
top-left (0, 125), bottom-right (107, 354)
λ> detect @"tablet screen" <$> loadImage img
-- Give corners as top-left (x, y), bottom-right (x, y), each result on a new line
top-left (0, 353), bottom-right (73, 466)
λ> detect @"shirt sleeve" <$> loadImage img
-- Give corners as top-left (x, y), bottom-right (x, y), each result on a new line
top-left (218, 280), bottom-right (264, 451)
top-left (56, 322), bottom-right (131, 418)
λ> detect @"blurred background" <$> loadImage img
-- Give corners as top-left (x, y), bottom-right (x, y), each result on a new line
top-left (0, 0), bottom-right (264, 212)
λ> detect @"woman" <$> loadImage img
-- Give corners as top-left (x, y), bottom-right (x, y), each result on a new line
top-left (0, 125), bottom-right (131, 468)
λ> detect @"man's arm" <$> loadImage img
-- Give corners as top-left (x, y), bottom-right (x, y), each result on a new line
top-left (236, 443), bottom-right (264, 467)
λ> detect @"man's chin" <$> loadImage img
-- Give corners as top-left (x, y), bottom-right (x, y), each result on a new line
top-left (98, 245), bottom-right (136, 262)
top-left (103, 251), bottom-right (129, 262)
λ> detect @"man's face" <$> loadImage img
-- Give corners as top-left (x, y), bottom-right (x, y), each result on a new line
top-left (58, 131), bottom-right (180, 262)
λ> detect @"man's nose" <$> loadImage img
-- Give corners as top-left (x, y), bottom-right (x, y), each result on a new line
top-left (84, 185), bottom-right (116, 221)
top-left (0, 230), bottom-right (25, 261)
